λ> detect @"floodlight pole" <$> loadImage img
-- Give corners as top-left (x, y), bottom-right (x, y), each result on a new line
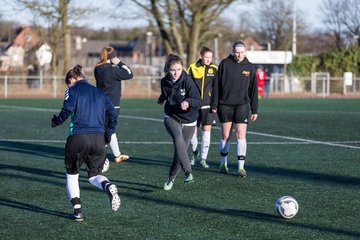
top-left (290, 0), bottom-right (297, 94)
top-left (292, 0), bottom-right (297, 56)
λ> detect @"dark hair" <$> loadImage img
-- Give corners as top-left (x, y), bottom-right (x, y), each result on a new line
top-left (65, 64), bottom-right (85, 85)
top-left (232, 40), bottom-right (246, 50)
top-left (163, 53), bottom-right (183, 74)
top-left (200, 46), bottom-right (212, 56)
top-left (96, 46), bottom-right (117, 66)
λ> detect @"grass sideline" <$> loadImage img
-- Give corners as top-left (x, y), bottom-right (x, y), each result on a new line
top-left (0, 98), bottom-right (359, 240)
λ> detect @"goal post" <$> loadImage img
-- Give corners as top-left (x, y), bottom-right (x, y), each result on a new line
top-left (311, 72), bottom-right (330, 97)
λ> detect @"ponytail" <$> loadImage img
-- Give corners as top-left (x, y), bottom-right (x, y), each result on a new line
top-left (65, 64), bottom-right (86, 84)
top-left (96, 46), bottom-right (117, 66)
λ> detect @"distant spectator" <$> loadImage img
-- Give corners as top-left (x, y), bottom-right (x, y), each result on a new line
top-left (256, 67), bottom-right (267, 98)
top-left (264, 68), bottom-right (270, 98)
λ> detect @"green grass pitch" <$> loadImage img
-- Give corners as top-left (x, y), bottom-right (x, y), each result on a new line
top-left (0, 98), bottom-right (359, 239)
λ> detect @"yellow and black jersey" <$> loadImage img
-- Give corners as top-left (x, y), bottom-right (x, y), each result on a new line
top-left (187, 59), bottom-right (218, 107)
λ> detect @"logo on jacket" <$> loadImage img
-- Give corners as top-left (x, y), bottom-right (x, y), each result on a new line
top-left (64, 89), bottom-right (69, 100)
top-left (180, 88), bottom-right (186, 97)
top-left (242, 70), bottom-right (250, 77)
top-left (207, 68), bottom-right (214, 76)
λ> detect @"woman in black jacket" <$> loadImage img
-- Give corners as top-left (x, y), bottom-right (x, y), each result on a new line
top-left (211, 40), bottom-right (258, 177)
top-left (94, 46), bottom-right (133, 171)
top-left (158, 54), bottom-right (202, 191)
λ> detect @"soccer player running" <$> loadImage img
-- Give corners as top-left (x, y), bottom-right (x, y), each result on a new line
top-left (51, 65), bottom-right (121, 221)
top-left (187, 46), bottom-right (218, 169)
top-left (158, 54), bottom-right (202, 191)
top-left (211, 40), bottom-right (258, 177)
top-left (94, 46), bottom-right (133, 170)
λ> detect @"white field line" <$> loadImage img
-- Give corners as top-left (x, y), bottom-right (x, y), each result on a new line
top-left (1, 105), bottom-right (360, 150)
top-left (1, 138), bottom-right (360, 146)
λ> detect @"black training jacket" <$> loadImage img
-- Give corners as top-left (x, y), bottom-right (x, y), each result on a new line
top-left (94, 61), bottom-right (133, 107)
top-left (211, 55), bottom-right (258, 114)
top-left (158, 71), bottom-right (202, 124)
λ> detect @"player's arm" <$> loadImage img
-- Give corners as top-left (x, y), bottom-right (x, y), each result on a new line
top-left (112, 60), bottom-right (133, 80)
top-left (51, 88), bottom-right (76, 127)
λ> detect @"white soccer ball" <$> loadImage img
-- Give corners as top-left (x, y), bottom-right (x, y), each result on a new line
top-left (102, 158), bottom-right (110, 173)
top-left (275, 196), bottom-right (299, 219)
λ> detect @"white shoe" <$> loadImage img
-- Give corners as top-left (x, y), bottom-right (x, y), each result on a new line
top-left (199, 160), bottom-right (209, 169)
top-left (164, 178), bottom-right (175, 191)
top-left (107, 184), bottom-right (121, 211)
top-left (184, 173), bottom-right (194, 184)
top-left (102, 158), bottom-right (110, 173)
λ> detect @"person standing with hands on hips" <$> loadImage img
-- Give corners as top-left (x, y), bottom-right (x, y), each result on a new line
top-left (51, 65), bottom-right (121, 221)
top-left (211, 40), bottom-right (258, 177)
top-left (94, 46), bottom-right (133, 170)
top-left (158, 54), bottom-right (202, 191)
top-left (187, 46), bottom-right (218, 169)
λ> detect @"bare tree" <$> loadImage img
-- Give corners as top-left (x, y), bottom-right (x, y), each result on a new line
top-left (255, 0), bottom-right (294, 51)
top-left (339, 0), bottom-right (360, 46)
top-left (129, 0), bottom-right (237, 66)
top-left (320, 0), bottom-right (344, 49)
top-left (321, 0), bottom-right (360, 48)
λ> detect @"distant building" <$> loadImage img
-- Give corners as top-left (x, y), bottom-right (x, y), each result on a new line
top-left (0, 26), bottom-right (40, 71)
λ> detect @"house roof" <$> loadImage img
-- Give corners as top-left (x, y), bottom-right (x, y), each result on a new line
top-left (13, 26), bottom-right (40, 50)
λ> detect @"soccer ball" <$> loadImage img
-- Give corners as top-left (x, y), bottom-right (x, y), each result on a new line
top-left (102, 158), bottom-right (110, 173)
top-left (274, 196), bottom-right (299, 219)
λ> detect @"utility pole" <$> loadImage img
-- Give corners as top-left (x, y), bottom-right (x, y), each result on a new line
top-left (292, 0), bottom-right (297, 56)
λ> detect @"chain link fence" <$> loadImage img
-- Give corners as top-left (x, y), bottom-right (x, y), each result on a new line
top-left (0, 72), bottom-right (359, 98)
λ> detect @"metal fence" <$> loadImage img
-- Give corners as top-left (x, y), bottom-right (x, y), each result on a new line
top-left (1, 73), bottom-right (360, 99)
top-left (270, 73), bottom-right (360, 97)
top-left (0, 75), bottom-right (162, 99)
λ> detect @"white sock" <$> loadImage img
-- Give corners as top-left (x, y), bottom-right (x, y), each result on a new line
top-left (220, 139), bottom-right (230, 164)
top-left (237, 139), bottom-right (247, 169)
top-left (110, 133), bottom-right (121, 157)
top-left (190, 134), bottom-right (198, 153)
top-left (89, 175), bottom-right (109, 190)
top-left (201, 131), bottom-right (211, 161)
top-left (66, 173), bottom-right (80, 200)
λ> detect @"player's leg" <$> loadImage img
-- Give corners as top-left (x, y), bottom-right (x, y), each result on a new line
top-left (65, 135), bottom-right (85, 221)
top-left (189, 127), bottom-right (198, 165)
top-left (87, 134), bottom-right (121, 211)
top-left (217, 105), bottom-right (233, 173)
top-left (199, 109), bottom-right (215, 169)
top-left (234, 104), bottom-right (250, 177)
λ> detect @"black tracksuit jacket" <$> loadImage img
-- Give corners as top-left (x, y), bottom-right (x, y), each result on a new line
top-left (94, 61), bottom-right (133, 107)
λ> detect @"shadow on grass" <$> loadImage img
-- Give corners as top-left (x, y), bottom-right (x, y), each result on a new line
top-left (121, 192), bottom-right (360, 239)
top-left (0, 140), bottom-right (64, 160)
top-left (246, 165), bottom-right (360, 186)
top-left (0, 198), bottom-right (70, 219)
top-left (228, 209), bottom-right (360, 238)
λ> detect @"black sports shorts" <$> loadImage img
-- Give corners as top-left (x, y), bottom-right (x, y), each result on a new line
top-left (217, 104), bottom-right (250, 124)
top-left (65, 133), bottom-right (106, 178)
top-left (197, 108), bottom-right (216, 127)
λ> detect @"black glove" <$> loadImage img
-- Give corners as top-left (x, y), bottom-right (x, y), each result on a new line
top-left (105, 134), bottom-right (111, 144)
top-left (51, 115), bottom-right (58, 128)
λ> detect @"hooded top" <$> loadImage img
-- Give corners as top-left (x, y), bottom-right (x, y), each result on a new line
top-left (94, 61), bottom-right (133, 107)
top-left (158, 71), bottom-right (202, 124)
top-left (211, 55), bottom-right (258, 114)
